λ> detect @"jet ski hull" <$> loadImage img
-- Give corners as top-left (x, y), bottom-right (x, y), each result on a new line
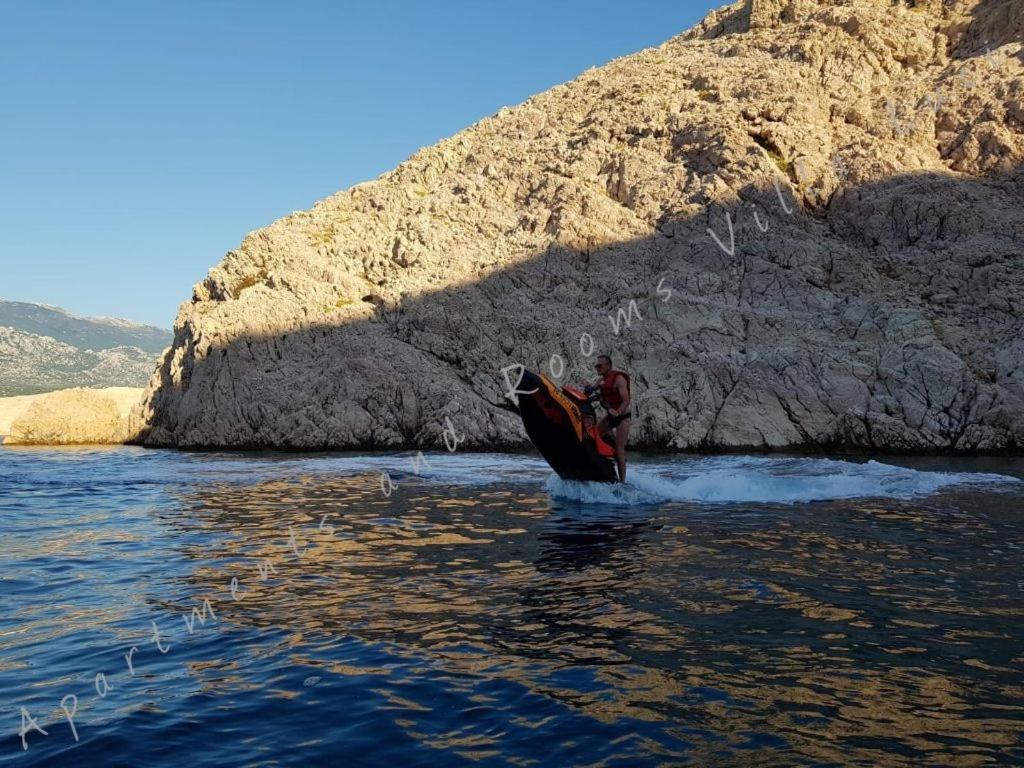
top-left (514, 369), bottom-right (619, 483)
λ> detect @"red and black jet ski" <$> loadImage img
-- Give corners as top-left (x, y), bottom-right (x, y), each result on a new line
top-left (513, 369), bottom-right (619, 483)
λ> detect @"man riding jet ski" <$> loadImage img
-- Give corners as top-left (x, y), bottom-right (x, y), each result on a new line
top-left (511, 368), bottom-right (620, 483)
top-left (585, 355), bottom-right (631, 483)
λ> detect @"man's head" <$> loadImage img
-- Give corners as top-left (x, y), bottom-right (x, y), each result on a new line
top-left (594, 354), bottom-right (612, 375)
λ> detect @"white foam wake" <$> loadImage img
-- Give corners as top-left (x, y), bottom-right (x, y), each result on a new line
top-left (544, 457), bottom-right (1020, 506)
top-left (180, 450), bottom-right (1019, 506)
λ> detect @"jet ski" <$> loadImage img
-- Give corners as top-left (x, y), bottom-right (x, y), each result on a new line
top-left (513, 369), bottom-right (619, 483)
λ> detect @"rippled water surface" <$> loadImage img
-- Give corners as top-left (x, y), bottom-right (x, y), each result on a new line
top-left (1, 447), bottom-right (1022, 766)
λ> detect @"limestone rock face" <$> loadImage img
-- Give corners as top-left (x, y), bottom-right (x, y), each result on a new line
top-left (3, 387), bottom-right (142, 445)
top-left (133, 0), bottom-right (1024, 452)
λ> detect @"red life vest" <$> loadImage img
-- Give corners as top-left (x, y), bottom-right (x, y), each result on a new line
top-left (599, 369), bottom-right (630, 410)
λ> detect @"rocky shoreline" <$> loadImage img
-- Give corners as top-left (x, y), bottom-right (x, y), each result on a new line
top-left (1, 387), bottom-right (142, 446)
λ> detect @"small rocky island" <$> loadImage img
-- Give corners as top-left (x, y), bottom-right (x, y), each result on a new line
top-left (132, 0), bottom-right (1023, 453)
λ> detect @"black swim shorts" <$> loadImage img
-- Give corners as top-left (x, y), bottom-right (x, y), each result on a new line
top-left (608, 411), bottom-right (631, 428)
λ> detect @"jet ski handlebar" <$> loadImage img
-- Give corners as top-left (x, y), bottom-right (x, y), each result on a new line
top-left (561, 383), bottom-right (611, 413)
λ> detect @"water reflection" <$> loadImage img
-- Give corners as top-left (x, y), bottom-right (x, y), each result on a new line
top-left (2, 450), bottom-right (1021, 767)
top-left (148, 470), bottom-right (1024, 766)
top-left (536, 508), bottom-right (648, 573)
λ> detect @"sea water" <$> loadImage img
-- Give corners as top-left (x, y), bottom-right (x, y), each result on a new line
top-left (0, 447), bottom-right (1022, 766)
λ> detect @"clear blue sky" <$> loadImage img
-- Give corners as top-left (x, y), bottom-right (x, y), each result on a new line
top-left (0, 1), bottom-right (717, 328)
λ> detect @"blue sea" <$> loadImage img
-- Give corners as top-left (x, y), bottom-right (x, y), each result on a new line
top-left (1, 447), bottom-right (1022, 766)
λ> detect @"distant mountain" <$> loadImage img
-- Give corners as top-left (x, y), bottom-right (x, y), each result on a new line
top-left (0, 301), bottom-right (168, 354)
top-left (0, 300), bottom-right (171, 396)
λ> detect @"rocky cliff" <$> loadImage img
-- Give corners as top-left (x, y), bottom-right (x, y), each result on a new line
top-left (132, 0), bottom-right (1024, 452)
